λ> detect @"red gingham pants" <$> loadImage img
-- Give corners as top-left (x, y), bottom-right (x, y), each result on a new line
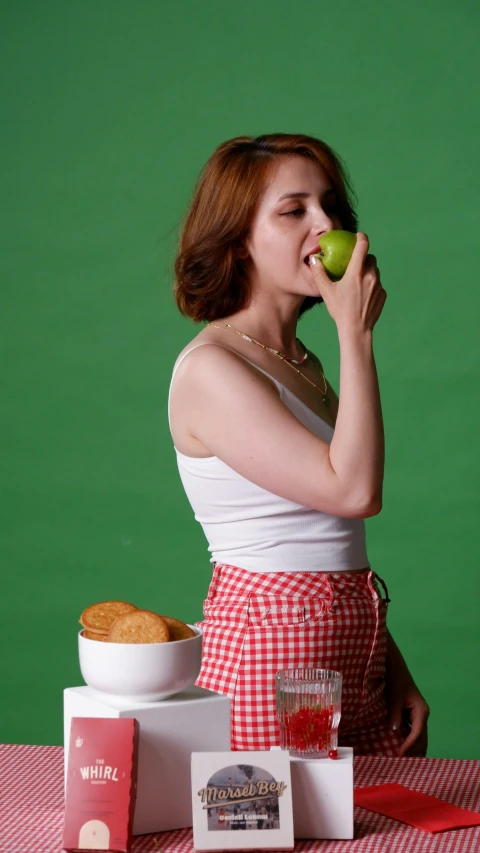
top-left (196, 563), bottom-right (407, 755)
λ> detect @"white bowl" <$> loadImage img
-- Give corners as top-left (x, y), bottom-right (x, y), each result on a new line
top-left (78, 625), bottom-right (203, 702)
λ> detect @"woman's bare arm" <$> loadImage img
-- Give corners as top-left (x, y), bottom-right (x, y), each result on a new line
top-left (309, 233), bottom-right (387, 512)
top-left (172, 342), bottom-right (380, 518)
top-left (330, 329), bottom-right (384, 511)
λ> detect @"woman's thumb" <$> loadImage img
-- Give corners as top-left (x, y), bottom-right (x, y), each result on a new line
top-left (388, 699), bottom-right (403, 732)
top-left (309, 254), bottom-right (332, 298)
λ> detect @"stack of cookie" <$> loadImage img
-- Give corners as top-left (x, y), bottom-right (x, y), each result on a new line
top-left (79, 600), bottom-right (196, 644)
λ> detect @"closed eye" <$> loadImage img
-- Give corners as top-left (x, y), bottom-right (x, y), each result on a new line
top-left (280, 203), bottom-right (338, 219)
top-left (280, 208), bottom-right (304, 218)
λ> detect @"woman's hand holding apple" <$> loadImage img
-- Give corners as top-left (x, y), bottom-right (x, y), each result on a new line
top-left (309, 232), bottom-right (387, 335)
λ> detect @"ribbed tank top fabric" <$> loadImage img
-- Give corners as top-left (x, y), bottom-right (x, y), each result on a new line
top-left (168, 343), bottom-right (370, 573)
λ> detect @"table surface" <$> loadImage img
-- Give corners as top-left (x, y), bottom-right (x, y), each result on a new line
top-left (0, 744), bottom-right (479, 853)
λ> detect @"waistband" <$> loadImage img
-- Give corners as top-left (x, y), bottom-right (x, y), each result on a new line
top-left (208, 562), bottom-right (390, 603)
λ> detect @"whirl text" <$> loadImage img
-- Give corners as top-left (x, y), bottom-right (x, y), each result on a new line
top-left (79, 759), bottom-right (119, 782)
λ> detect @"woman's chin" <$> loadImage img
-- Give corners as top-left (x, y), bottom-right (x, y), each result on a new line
top-left (302, 280), bottom-right (322, 299)
top-left (300, 269), bottom-right (322, 295)
top-left (293, 286), bottom-right (321, 302)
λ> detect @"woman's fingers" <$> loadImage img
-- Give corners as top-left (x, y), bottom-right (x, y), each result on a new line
top-left (346, 232), bottom-right (370, 276)
top-left (373, 284), bottom-right (387, 322)
top-left (309, 232), bottom-right (386, 331)
top-left (397, 699), bottom-right (430, 757)
top-left (364, 253), bottom-right (379, 274)
top-left (309, 254), bottom-right (333, 298)
top-left (398, 725), bottom-right (428, 757)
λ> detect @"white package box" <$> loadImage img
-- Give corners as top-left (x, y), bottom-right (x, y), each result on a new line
top-left (191, 750), bottom-right (294, 851)
top-left (64, 685), bottom-right (231, 835)
top-left (289, 748), bottom-right (354, 839)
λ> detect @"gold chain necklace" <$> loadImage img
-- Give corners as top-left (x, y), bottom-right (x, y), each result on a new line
top-left (207, 322), bottom-right (330, 406)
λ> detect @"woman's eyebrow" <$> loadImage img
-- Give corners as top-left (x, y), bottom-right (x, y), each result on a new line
top-left (277, 188), bottom-right (336, 202)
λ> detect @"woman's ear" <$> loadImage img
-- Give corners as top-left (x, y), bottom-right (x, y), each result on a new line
top-left (236, 244), bottom-right (249, 260)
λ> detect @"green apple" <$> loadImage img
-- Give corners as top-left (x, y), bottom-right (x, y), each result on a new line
top-left (315, 230), bottom-right (357, 280)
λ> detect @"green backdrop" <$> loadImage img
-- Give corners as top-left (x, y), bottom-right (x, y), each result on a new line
top-left (1, 0), bottom-right (478, 757)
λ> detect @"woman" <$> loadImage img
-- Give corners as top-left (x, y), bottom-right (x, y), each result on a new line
top-left (168, 133), bottom-right (429, 756)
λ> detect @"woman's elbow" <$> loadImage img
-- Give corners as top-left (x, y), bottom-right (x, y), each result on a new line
top-left (347, 491), bottom-right (383, 519)
top-left (364, 496), bottom-right (383, 517)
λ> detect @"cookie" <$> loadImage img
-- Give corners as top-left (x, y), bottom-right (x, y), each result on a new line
top-left (160, 615), bottom-right (196, 641)
top-left (79, 624), bottom-right (109, 637)
top-left (82, 629), bottom-right (109, 642)
top-left (80, 601), bottom-right (138, 633)
top-left (107, 610), bottom-right (170, 644)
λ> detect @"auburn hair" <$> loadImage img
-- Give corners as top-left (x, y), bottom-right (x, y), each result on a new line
top-left (174, 133), bottom-right (358, 322)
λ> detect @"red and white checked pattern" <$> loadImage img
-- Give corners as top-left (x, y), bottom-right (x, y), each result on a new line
top-left (1, 743), bottom-right (479, 853)
top-left (196, 564), bottom-right (405, 754)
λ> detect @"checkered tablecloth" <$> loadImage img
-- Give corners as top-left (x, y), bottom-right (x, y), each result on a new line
top-left (0, 744), bottom-right (479, 853)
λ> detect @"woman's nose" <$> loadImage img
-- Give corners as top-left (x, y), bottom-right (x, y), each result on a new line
top-left (312, 213), bottom-right (334, 236)
top-left (311, 205), bottom-right (335, 235)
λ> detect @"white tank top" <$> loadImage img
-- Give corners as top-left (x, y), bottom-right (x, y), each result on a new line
top-left (168, 344), bottom-right (370, 573)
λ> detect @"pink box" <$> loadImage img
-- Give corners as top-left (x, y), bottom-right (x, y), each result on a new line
top-left (63, 717), bottom-right (139, 852)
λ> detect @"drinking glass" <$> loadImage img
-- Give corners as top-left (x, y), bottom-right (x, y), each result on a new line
top-left (275, 668), bottom-right (342, 758)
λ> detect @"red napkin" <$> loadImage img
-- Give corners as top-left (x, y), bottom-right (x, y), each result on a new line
top-left (354, 783), bottom-right (480, 833)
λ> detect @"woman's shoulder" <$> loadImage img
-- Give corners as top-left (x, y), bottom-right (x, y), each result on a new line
top-left (168, 327), bottom-right (282, 458)
top-left (173, 328), bottom-right (278, 395)
top-left (172, 326), bottom-right (276, 388)
top-left (171, 329), bottom-right (222, 381)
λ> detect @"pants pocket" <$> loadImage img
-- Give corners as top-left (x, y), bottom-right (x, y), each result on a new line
top-left (361, 573), bottom-right (390, 705)
top-left (247, 594), bottom-right (331, 628)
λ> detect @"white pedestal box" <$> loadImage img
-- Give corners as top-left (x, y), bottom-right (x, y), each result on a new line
top-left (272, 746), bottom-right (354, 839)
top-left (64, 685), bottom-right (231, 835)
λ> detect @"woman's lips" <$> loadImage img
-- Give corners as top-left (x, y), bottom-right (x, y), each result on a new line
top-left (303, 246), bottom-right (321, 264)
